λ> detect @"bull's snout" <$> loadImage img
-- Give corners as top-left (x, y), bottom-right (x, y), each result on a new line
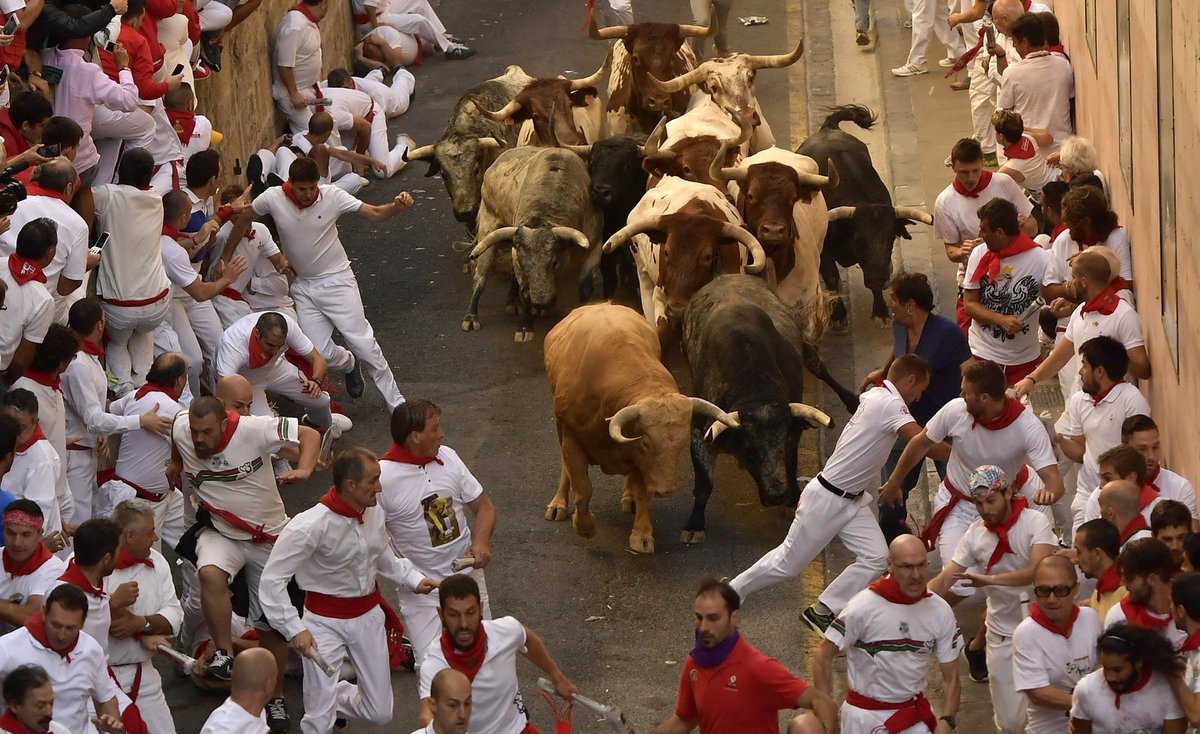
top-left (590, 185), bottom-right (613, 207)
top-left (644, 94), bottom-right (672, 112)
top-left (756, 221), bottom-right (789, 247)
top-left (454, 208), bottom-right (479, 224)
top-left (532, 295), bottom-right (558, 310)
top-left (757, 483), bottom-right (799, 508)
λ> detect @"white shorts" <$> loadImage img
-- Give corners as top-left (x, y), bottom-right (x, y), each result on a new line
top-left (196, 528), bottom-right (274, 625)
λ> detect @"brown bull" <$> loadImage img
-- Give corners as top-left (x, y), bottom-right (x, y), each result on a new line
top-left (543, 303), bottom-right (738, 553)
top-left (483, 53), bottom-right (610, 147)
top-left (641, 113), bottom-right (751, 188)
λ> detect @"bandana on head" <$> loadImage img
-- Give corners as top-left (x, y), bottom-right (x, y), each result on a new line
top-left (969, 465), bottom-right (1009, 500)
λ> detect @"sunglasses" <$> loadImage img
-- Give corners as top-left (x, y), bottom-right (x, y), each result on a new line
top-left (1033, 584), bottom-right (1075, 598)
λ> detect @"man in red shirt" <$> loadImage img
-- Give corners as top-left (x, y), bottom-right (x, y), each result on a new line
top-left (649, 577), bottom-right (836, 734)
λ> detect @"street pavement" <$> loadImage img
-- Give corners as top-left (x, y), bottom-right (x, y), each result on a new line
top-left (160, 0), bottom-right (1012, 730)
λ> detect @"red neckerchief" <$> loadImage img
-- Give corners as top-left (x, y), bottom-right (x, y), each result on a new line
top-left (1095, 564), bottom-right (1122, 594)
top-left (1119, 514), bottom-right (1150, 545)
top-left (161, 225), bottom-right (184, 240)
top-left (115, 548), bottom-right (153, 570)
top-left (0, 708), bottom-right (44, 734)
top-left (380, 443), bottom-right (444, 467)
top-left (1111, 276), bottom-right (1131, 293)
top-left (1076, 233), bottom-right (1099, 247)
top-left (953, 169), bottom-right (993, 198)
top-left (867, 574), bottom-right (930, 605)
top-left (440, 623), bottom-right (488, 682)
top-left (983, 497), bottom-right (1028, 573)
top-left (281, 181), bottom-right (318, 209)
top-left (1120, 597), bottom-right (1170, 630)
top-left (972, 395), bottom-right (1026, 430)
top-left (165, 108), bottom-right (196, 146)
top-left (212, 410), bottom-right (240, 454)
top-left (15, 424), bottom-right (47, 453)
top-left (1049, 223), bottom-right (1067, 241)
top-left (135, 382), bottom-right (181, 402)
top-left (318, 486), bottom-right (363, 524)
top-left (1181, 628), bottom-right (1200, 653)
top-left (1047, 43), bottom-right (1067, 56)
top-left (23, 610), bottom-right (77, 661)
top-left (969, 232), bottom-right (1040, 284)
top-left (80, 339), bottom-right (105, 357)
top-left (1145, 467), bottom-right (1162, 499)
top-left (1029, 603), bottom-right (1079, 638)
top-left (1089, 380), bottom-right (1126, 406)
top-left (247, 329), bottom-right (276, 369)
top-left (291, 2), bottom-right (320, 24)
top-left (1002, 136), bottom-right (1037, 160)
top-left (7, 253), bottom-right (46, 285)
top-left (25, 181), bottom-right (70, 204)
top-left (21, 370), bottom-right (61, 392)
top-left (59, 560), bottom-right (105, 599)
top-left (2, 543), bottom-right (52, 576)
top-left (1080, 284), bottom-right (1121, 315)
top-left (1113, 664), bottom-right (1154, 710)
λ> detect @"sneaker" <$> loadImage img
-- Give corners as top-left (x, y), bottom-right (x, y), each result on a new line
top-left (800, 603), bottom-right (835, 634)
top-left (983, 152), bottom-right (999, 167)
top-left (265, 697), bottom-right (291, 733)
top-left (938, 57), bottom-right (956, 67)
top-left (203, 648), bottom-right (234, 681)
top-left (200, 36), bottom-right (223, 72)
top-left (344, 355), bottom-right (365, 398)
top-left (246, 153), bottom-right (267, 198)
top-left (965, 643), bottom-right (989, 682)
top-left (192, 61), bottom-right (211, 80)
top-left (445, 32), bottom-right (465, 44)
top-left (891, 63), bottom-right (928, 77)
top-left (444, 43), bottom-right (475, 60)
top-left (855, 30), bottom-right (869, 46)
top-left (334, 718), bottom-right (348, 731)
top-left (317, 413), bottom-right (354, 463)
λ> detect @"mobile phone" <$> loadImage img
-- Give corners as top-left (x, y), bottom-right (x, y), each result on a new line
top-left (37, 142), bottom-right (60, 158)
top-left (172, 63), bottom-right (184, 75)
top-left (0, 66), bottom-right (8, 86)
top-left (89, 231), bottom-right (110, 256)
top-left (39, 64), bottom-right (63, 85)
top-left (2, 16), bottom-right (18, 35)
top-left (104, 40), bottom-right (116, 53)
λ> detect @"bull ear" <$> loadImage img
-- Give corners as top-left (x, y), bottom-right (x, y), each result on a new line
top-left (568, 88), bottom-right (599, 107)
top-left (423, 159), bottom-right (442, 178)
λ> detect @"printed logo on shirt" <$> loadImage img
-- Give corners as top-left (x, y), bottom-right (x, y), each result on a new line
top-left (724, 674), bottom-right (738, 691)
top-left (689, 669), bottom-right (698, 683)
top-left (421, 493), bottom-right (462, 547)
top-left (1066, 656), bottom-right (1091, 681)
top-left (977, 272), bottom-right (1040, 342)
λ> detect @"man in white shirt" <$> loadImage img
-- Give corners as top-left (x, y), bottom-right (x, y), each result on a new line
top-left (418, 574), bottom-right (577, 734)
top-left (413, 669), bottom-right (472, 734)
top-left (1070, 622), bottom-right (1186, 734)
top-left (378, 399), bottom-right (497, 665)
top-left (1012, 555), bottom-right (1102, 734)
top-left (248, 114), bottom-right (376, 195)
top-left (318, 84), bottom-right (410, 179)
top-left (1168, 572), bottom-right (1200, 726)
top-left (1123, 415), bottom-right (1198, 523)
top-left (93, 149), bottom-right (171, 396)
top-left (0, 501), bottom-right (66, 635)
top-left (272, 0), bottom-right (327, 132)
top-left (998, 14), bottom-right (1073, 150)
top-left (729, 356), bottom-right (932, 633)
top-left (200, 648), bottom-right (274, 734)
top-left (961, 197), bottom-right (1049, 384)
top-left (261, 447), bottom-right (436, 733)
top-left (107, 500), bottom-right (184, 734)
top-left (0, 663), bottom-right (72, 734)
top-left (0, 584), bottom-right (124, 734)
top-left (1, 391), bottom-right (64, 536)
top-left (210, 186), bottom-right (287, 328)
top-left (1099, 480), bottom-right (1155, 549)
top-left (811, 534), bottom-right (961, 734)
top-left (325, 66), bottom-right (413, 119)
top-left (0, 219), bottom-right (55, 384)
top-left (927, 464), bottom-right (1058, 734)
top-left (1105, 538), bottom-right (1186, 647)
top-left (225, 156), bottom-right (412, 410)
top-left (375, 0), bottom-right (474, 59)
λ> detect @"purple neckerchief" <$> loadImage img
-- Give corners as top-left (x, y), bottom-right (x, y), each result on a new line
top-left (690, 630), bottom-right (740, 668)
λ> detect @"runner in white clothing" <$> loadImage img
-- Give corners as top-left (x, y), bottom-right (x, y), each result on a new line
top-left (1069, 623), bottom-right (1186, 734)
top-left (1104, 537), bottom-right (1187, 648)
top-left (261, 447), bottom-right (437, 733)
top-left (317, 85), bottom-right (410, 178)
top-left (1123, 415), bottom-right (1199, 523)
top-left (811, 535), bottom-right (961, 734)
top-left (730, 355), bottom-right (932, 633)
top-left (272, 0), bottom-right (327, 132)
top-left (1012, 556), bottom-right (1102, 734)
top-left (1081, 446), bottom-right (1161, 531)
top-left (224, 156), bottom-right (412, 410)
top-left (0, 664), bottom-right (72, 734)
top-left (209, 187), bottom-right (287, 329)
top-left (0, 501), bottom-right (66, 635)
top-left (199, 648), bottom-right (275, 734)
top-left (324, 67), bottom-right (413, 118)
top-left (411, 668), bottom-right (471, 734)
top-left (0, 393), bottom-right (65, 537)
top-left (1168, 572), bottom-right (1200, 727)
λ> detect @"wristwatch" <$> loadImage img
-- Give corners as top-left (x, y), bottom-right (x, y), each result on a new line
top-left (141, 618), bottom-right (153, 635)
top-left (939, 715), bottom-right (957, 729)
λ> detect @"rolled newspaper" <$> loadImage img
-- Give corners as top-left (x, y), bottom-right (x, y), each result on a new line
top-left (305, 647), bottom-right (337, 677)
top-left (536, 677), bottom-right (638, 734)
top-left (157, 644), bottom-right (200, 672)
top-left (451, 556), bottom-right (476, 572)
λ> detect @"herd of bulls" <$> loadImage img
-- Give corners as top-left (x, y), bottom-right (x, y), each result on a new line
top-left (404, 12), bottom-right (934, 553)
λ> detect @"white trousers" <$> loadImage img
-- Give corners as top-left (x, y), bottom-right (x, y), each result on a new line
top-left (302, 608), bottom-right (393, 732)
top-left (905, 0), bottom-right (965, 66)
top-left (988, 630), bottom-right (1027, 733)
top-left (365, 67), bottom-right (415, 117)
top-left (365, 112), bottom-right (408, 178)
top-left (92, 105), bottom-right (156, 186)
top-left (688, 0), bottom-right (730, 55)
top-left (197, 0), bottom-right (232, 32)
top-left (96, 481), bottom-right (185, 551)
top-left (66, 447), bottom-right (96, 523)
top-left (968, 45), bottom-right (999, 154)
top-left (399, 567), bottom-right (490, 669)
top-left (729, 478), bottom-right (887, 613)
top-left (156, 14), bottom-right (195, 88)
top-left (379, 0), bottom-right (449, 51)
top-left (112, 661), bottom-right (177, 734)
top-left (269, 146), bottom-right (368, 194)
top-left (103, 297), bottom-right (171, 395)
top-left (274, 93), bottom-right (314, 133)
top-left (592, 0), bottom-right (633, 26)
top-left (840, 702), bottom-right (931, 734)
top-left (213, 294), bottom-right (253, 329)
top-left (246, 358), bottom-right (333, 430)
top-left (290, 270), bottom-right (404, 410)
top-left (162, 298), bottom-right (223, 396)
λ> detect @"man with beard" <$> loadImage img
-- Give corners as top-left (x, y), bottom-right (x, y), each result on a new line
top-left (417, 574), bottom-right (576, 734)
top-left (1074, 519), bottom-right (1125, 621)
top-left (648, 577), bottom-right (837, 734)
top-left (0, 664), bottom-right (70, 733)
top-left (1012, 556), bottom-right (1102, 734)
top-left (1069, 622), bottom-right (1185, 733)
top-left (1123, 415), bottom-right (1198, 525)
top-left (1105, 538), bottom-right (1186, 647)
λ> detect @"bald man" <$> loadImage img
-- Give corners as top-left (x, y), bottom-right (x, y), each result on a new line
top-left (201, 648), bottom-right (276, 733)
top-left (812, 535), bottom-right (961, 734)
top-left (411, 666), bottom-right (471, 734)
top-left (216, 373), bottom-right (339, 467)
top-left (1099, 480), bottom-right (1152, 548)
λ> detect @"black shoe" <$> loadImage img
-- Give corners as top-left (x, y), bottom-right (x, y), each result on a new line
top-left (965, 643), bottom-right (989, 682)
top-left (200, 35), bottom-right (223, 72)
top-left (856, 30), bottom-right (869, 45)
top-left (344, 355), bottom-right (365, 398)
top-left (203, 648), bottom-right (234, 681)
top-left (444, 43), bottom-right (475, 60)
top-left (800, 603), bottom-right (835, 634)
top-left (266, 696), bottom-right (291, 732)
top-left (246, 153), bottom-right (267, 198)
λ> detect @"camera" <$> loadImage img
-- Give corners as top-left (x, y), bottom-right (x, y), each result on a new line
top-left (0, 161), bottom-right (28, 216)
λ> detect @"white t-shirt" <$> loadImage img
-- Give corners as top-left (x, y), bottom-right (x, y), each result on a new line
top-left (0, 194), bottom-right (89, 315)
top-left (825, 585), bottom-right (960, 702)
top-left (200, 697), bottom-right (269, 734)
top-left (951, 508), bottom-right (1057, 635)
top-left (1012, 607), bottom-right (1101, 734)
top-left (998, 51), bottom-right (1075, 145)
top-left (11, 378), bottom-right (69, 522)
top-left (49, 563), bottom-right (111, 657)
top-left (215, 310), bottom-right (315, 379)
top-left (962, 244), bottom-right (1049, 364)
top-left (0, 550), bottom-right (66, 635)
top-left (820, 381), bottom-right (915, 494)
top-left (92, 184), bottom-right (170, 303)
top-left (1060, 298), bottom-right (1145, 395)
top-left (319, 85), bottom-right (375, 132)
top-left (1184, 646), bottom-right (1200, 697)
top-left (8, 437), bottom-right (63, 534)
top-left (1059, 384), bottom-right (1151, 497)
top-left (1070, 668), bottom-right (1184, 734)
top-left (0, 626), bottom-right (118, 734)
top-left (378, 446), bottom-right (483, 576)
top-left (419, 616), bottom-right (529, 734)
top-left (1104, 600), bottom-right (1188, 648)
top-left (1002, 134), bottom-right (1060, 193)
top-left (250, 184), bottom-right (362, 278)
top-left (271, 9), bottom-right (323, 100)
top-left (0, 257), bottom-right (53, 370)
top-left (933, 172), bottom-right (1033, 285)
top-left (213, 221), bottom-right (280, 295)
top-left (182, 114), bottom-right (215, 162)
top-left (109, 388), bottom-right (185, 493)
top-left (160, 234), bottom-right (201, 304)
top-left (107, 548), bottom-right (183, 666)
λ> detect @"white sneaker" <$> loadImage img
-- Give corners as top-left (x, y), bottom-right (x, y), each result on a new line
top-left (319, 413), bottom-right (354, 463)
top-left (891, 63), bottom-right (928, 77)
top-left (938, 57), bottom-right (956, 67)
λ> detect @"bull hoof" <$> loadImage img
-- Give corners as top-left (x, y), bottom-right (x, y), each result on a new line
top-left (620, 496), bottom-right (634, 514)
top-left (628, 534), bottom-right (655, 554)
top-left (680, 529), bottom-right (707, 544)
top-left (544, 504), bottom-right (569, 522)
top-left (572, 510), bottom-right (596, 537)
top-left (830, 318), bottom-right (849, 335)
top-left (461, 315), bottom-right (480, 331)
top-left (514, 329), bottom-right (534, 343)
top-left (505, 303), bottom-right (518, 315)
top-left (872, 315), bottom-right (891, 329)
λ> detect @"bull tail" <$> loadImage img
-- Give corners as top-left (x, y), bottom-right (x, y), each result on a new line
top-left (820, 104), bottom-right (877, 132)
top-left (802, 289), bottom-right (834, 345)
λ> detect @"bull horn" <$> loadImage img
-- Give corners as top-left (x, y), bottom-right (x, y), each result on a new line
top-left (551, 226), bottom-right (591, 249)
top-left (642, 116), bottom-right (676, 162)
top-left (483, 98), bottom-right (522, 122)
top-left (564, 143), bottom-right (593, 157)
top-left (789, 403), bottom-right (833, 428)
top-left (406, 143), bottom-right (436, 160)
top-left (588, 14), bottom-right (628, 40)
top-left (745, 39), bottom-right (805, 70)
top-left (607, 404), bottom-right (642, 443)
top-left (468, 226), bottom-right (519, 259)
top-left (678, 3), bottom-right (719, 37)
top-left (894, 205), bottom-right (933, 224)
top-left (795, 159), bottom-right (835, 189)
top-left (569, 49), bottom-right (612, 90)
top-left (720, 222), bottom-right (767, 274)
top-left (820, 158), bottom-right (840, 190)
top-left (722, 106), bottom-right (754, 147)
top-left (603, 214), bottom-right (664, 253)
top-left (708, 141), bottom-right (745, 184)
top-left (827, 206), bottom-right (856, 221)
top-left (704, 409), bottom-right (740, 441)
top-left (690, 398), bottom-right (740, 428)
top-left (476, 137), bottom-right (505, 150)
top-left (646, 65), bottom-right (706, 94)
